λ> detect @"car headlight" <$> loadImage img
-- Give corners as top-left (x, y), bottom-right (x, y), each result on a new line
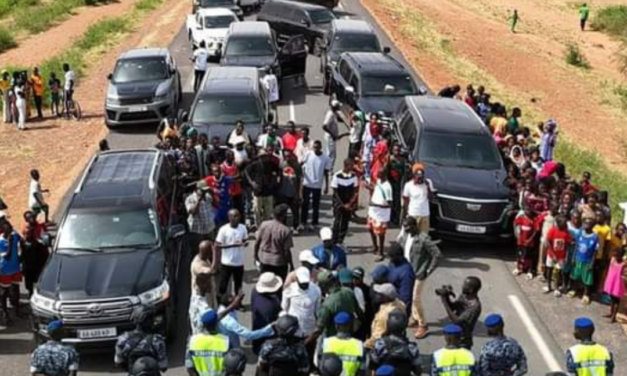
top-left (31, 290), bottom-right (60, 315)
top-left (154, 93), bottom-right (169, 102)
top-left (106, 96), bottom-right (121, 105)
top-left (139, 280), bottom-right (170, 305)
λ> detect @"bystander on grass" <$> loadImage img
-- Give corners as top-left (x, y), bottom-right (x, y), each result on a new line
top-left (0, 26), bottom-right (16, 52)
top-left (591, 5), bottom-right (627, 38)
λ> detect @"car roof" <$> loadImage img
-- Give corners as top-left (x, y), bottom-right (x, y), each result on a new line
top-left (72, 149), bottom-right (159, 208)
top-left (342, 52), bottom-right (407, 75)
top-left (405, 96), bottom-right (487, 135)
top-left (196, 7), bottom-right (238, 16)
top-left (201, 66), bottom-right (260, 94)
top-left (229, 21), bottom-right (271, 35)
top-left (269, 0), bottom-right (329, 11)
top-left (119, 48), bottom-right (168, 59)
top-left (331, 19), bottom-right (374, 34)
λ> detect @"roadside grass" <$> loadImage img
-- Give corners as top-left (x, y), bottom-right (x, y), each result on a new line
top-left (0, 26), bottom-right (16, 52)
top-left (0, 0), bottom-right (39, 18)
top-left (378, 0), bottom-right (627, 219)
top-left (565, 43), bottom-right (590, 69)
top-left (591, 5), bottom-right (627, 38)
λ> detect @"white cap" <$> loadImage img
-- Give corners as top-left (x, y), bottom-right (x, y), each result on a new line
top-left (319, 227), bottom-right (333, 241)
top-left (295, 267), bottom-right (311, 283)
top-left (299, 249), bottom-right (320, 264)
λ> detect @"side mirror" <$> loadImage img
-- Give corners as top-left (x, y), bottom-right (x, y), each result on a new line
top-left (301, 19), bottom-right (311, 27)
top-left (345, 86), bottom-right (355, 95)
top-left (383, 46), bottom-right (391, 54)
top-left (107, 73), bottom-right (113, 80)
top-left (418, 86), bottom-right (428, 95)
top-left (168, 224), bottom-right (186, 239)
top-left (40, 233), bottom-right (52, 248)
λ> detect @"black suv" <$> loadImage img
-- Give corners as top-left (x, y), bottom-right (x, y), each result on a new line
top-left (257, 0), bottom-right (335, 53)
top-left (329, 52), bottom-right (417, 117)
top-left (30, 149), bottom-right (186, 347)
top-left (391, 96), bottom-right (513, 240)
top-left (321, 19), bottom-right (385, 94)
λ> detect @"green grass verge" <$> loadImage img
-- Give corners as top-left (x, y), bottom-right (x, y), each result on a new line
top-left (377, 0), bottom-right (627, 219)
top-left (565, 43), bottom-right (590, 69)
top-left (0, 0), bottom-right (39, 18)
top-left (590, 5), bottom-right (627, 38)
top-left (0, 26), bottom-right (16, 52)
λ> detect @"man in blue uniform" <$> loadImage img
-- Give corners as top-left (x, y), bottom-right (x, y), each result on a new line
top-left (478, 313), bottom-right (527, 375)
top-left (30, 320), bottom-right (79, 376)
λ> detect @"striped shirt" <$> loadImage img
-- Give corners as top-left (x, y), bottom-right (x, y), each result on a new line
top-left (331, 170), bottom-right (357, 206)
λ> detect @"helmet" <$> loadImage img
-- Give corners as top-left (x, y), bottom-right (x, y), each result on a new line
top-left (224, 348), bottom-right (247, 374)
top-left (319, 353), bottom-right (343, 376)
top-left (386, 310), bottom-right (408, 334)
top-left (275, 314), bottom-right (299, 337)
top-left (129, 356), bottom-right (161, 376)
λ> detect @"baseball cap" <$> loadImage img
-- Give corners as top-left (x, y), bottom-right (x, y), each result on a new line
top-left (299, 249), bottom-right (320, 265)
top-left (47, 320), bottom-right (63, 332)
top-left (352, 267), bottom-right (365, 279)
top-left (295, 267), bottom-right (311, 283)
top-left (373, 283), bottom-right (397, 299)
top-left (201, 309), bottom-right (218, 326)
top-left (317, 270), bottom-right (334, 285)
top-left (320, 227), bottom-right (333, 241)
top-left (338, 268), bottom-right (353, 284)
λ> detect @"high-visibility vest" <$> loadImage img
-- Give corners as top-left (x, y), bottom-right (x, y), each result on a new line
top-left (323, 336), bottom-right (364, 376)
top-left (188, 333), bottom-right (230, 376)
top-left (433, 347), bottom-right (476, 376)
top-left (568, 343), bottom-right (612, 376)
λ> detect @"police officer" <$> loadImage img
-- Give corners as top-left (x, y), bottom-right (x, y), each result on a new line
top-left (320, 354), bottom-right (344, 376)
top-left (565, 317), bottom-right (614, 376)
top-left (431, 324), bottom-right (476, 376)
top-left (186, 310), bottom-right (230, 376)
top-left (322, 312), bottom-right (365, 376)
top-left (478, 314), bottom-right (528, 375)
top-left (128, 357), bottom-right (162, 376)
top-left (30, 320), bottom-right (79, 376)
top-left (369, 310), bottom-right (422, 376)
top-left (114, 306), bottom-right (168, 373)
top-left (258, 314), bottom-right (309, 376)
top-left (224, 348), bottom-right (247, 376)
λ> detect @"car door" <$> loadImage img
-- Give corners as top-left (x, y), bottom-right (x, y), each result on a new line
top-left (290, 8), bottom-right (310, 40)
top-left (344, 72), bottom-right (359, 117)
top-left (331, 57), bottom-right (352, 104)
top-left (279, 35), bottom-right (307, 79)
top-left (275, 5), bottom-right (296, 46)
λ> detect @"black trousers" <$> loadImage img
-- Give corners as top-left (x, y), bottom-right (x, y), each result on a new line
top-left (33, 95), bottom-right (43, 118)
top-left (260, 263), bottom-right (288, 283)
top-left (332, 206), bottom-right (351, 244)
top-left (301, 187), bottom-right (321, 226)
top-left (580, 18), bottom-right (587, 31)
top-left (219, 264), bottom-right (244, 296)
top-left (275, 195), bottom-right (299, 229)
top-left (194, 69), bottom-right (206, 92)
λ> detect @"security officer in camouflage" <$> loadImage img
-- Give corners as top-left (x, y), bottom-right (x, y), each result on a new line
top-left (30, 320), bottom-right (80, 376)
top-left (114, 306), bottom-right (168, 374)
top-left (224, 348), bottom-right (247, 376)
top-left (369, 310), bottom-right (421, 376)
top-left (258, 314), bottom-right (309, 376)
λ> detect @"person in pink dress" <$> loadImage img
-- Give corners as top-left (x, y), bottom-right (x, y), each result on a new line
top-left (603, 247), bottom-right (626, 323)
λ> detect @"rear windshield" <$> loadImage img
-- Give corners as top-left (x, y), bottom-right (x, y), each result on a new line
top-left (361, 74), bottom-right (416, 96)
top-left (308, 9), bottom-right (335, 24)
top-left (112, 58), bottom-right (168, 83)
top-left (333, 33), bottom-right (380, 52)
top-left (192, 95), bottom-right (262, 124)
top-left (225, 36), bottom-right (275, 56)
top-left (418, 132), bottom-right (503, 170)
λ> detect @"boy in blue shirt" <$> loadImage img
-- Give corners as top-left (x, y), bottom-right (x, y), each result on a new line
top-left (568, 218), bottom-right (599, 305)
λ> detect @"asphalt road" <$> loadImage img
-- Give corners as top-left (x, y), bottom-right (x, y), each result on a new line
top-left (0, 1), bottom-right (570, 375)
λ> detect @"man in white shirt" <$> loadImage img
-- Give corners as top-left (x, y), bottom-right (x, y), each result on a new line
top-left (322, 100), bottom-right (349, 170)
top-left (62, 63), bottom-right (74, 117)
top-left (368, 169), bottom-right (393, 261)
top-left (192, 41), bottom-right (210, 92)
top-left (402, 167), bottom-right (433, 233)
top-left (261, 67), bottom-right (279, 106)
top-left (295, 127), bottom-right (313, 163)
top-left (28, 169), bottom-right (49, 223)
top-left (300, 140), bottom-right (331, 231)
top-left (216, 209), bottom-right (248, 296)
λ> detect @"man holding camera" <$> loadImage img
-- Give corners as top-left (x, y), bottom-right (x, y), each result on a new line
top-left (435, 277), bottom-right (483, 349)
top-left (186, 180), bottom-right (215, 254)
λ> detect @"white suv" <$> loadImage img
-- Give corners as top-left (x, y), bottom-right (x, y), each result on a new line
top-left (187, 8), bottom-right (239, 57)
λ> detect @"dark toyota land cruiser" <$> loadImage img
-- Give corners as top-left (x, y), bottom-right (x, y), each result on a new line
top-left (30, 149), bottom-right (186, 346)
top-left (392, 96), bottom-right (514, 240)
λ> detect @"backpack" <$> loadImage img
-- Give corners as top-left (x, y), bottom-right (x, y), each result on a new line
top-left (264, 339), bottom-right (300, 376)
top-left (125, 333), bottom-right (157, 369)
top-left (382, 336), bottom-right (413, 375)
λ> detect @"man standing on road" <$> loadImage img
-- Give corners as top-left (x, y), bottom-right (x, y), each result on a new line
top-left (186, 181), bottom-right (215, 255)
top-left (368, 169), bottom-right (393, 261)
top-left (369, 310), bottom-right (422, 376)
top-left (323, 100), bottom-right (349, 169)
top-left (579, 3), bottom-right (590, 31)
top-left (62, 63), bottom-right (74, 117)
top-left (331, 158), bottom-right (358, 246)
top-left (216, 209), bottom-right (248, 297)
top-left (301, 140), bottom-right (331, 231)
top-left (312, 227), bottom-right (347, 271)
top-left (397, 216), bottom-right (441, 339)
top-left (186, 310), bottom-right (230, 376)
top-left (245, 148), bottom-right (281, 228)
top-left (322, 312), bottom-right (366, 376)
top-left (566, 317), bottom-right (614, 376)
top-left (275, 150), bottom-right (302, 232)
top-left (402, 167), bottom-right (432, 233)
top-left (29, 169), bottom-right (51, 224)
top-left (254, 204), bottom-right (294, 281)
top-left (295, 127), bottom-right (314, 163)
top-left (365, 283), bottom-right (405, 349)
top-left (431, 324), bottom-right (477, 376)
top-left (29, 67), bottom-right (44, 119)
top-left (436, 277), bottom-right (483, 350)
top-left (478, 314), bottom-right (528, 376)
top-left (258, 315), bottom-right (310, 376)
top-left (386, 243), bottom-right (415, 317)
top-left (191, 240), bottom-right (218, 309)
top-left (192, 41), bottom-right (210, 92)
top-left (30, 320), bottom-right (79, 376)
top-left (0, 70), bottom-right (10, 123)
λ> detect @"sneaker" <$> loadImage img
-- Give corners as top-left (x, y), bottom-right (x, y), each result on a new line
top-left (542, 286), bottom-right (552, 293)
top-left (526, 273), bottom-right (534, 280)
top-left (567, 290), bottom-right (577, 298)
top-left (414, 325), bottom-right (429, 339)
top-left (582, 295), bottom-right (591, 305)
top-left (512, 268), bottom-right (521, 276)
top-left (554, 290), bottom-right (562, 297)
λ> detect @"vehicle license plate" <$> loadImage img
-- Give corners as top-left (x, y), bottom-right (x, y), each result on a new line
top-left (128, 106), bottom-right (147, 112)
top-left (456, 224), bottom-right (486, 234)
top-left (78, 327), bottom-right (117, 339)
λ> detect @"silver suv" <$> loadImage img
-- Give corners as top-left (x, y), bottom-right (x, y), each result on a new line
top-left (105, 48), bottom-right (182, 128)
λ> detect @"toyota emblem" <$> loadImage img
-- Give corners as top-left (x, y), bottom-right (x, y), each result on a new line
top-left (87, 303), bottom-right (103, 317)
top-left (466, 203), bottom-right (482, 212)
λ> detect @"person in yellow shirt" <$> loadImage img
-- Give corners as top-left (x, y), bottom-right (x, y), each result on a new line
top-left (592, 211), bottom-right (612, 293)
top-left (365, 283), bottom-right (405, 349)
top-left (30, 67), bottom-right (44, 119)
top-left (489, 104), bottom-right (508, 137)
top-left (0, 70), bottom-right (11, 123)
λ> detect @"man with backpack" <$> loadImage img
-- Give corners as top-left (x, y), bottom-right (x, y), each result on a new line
top-left (257, 315), bottom-right (309, 376)
top-left (114, 306), bottom-right (168, 374)
top-left (369, 310), bottom-right (422, 376)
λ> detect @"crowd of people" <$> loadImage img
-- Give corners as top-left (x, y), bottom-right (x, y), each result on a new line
top-left (0, 63), bottom-right (75, 130)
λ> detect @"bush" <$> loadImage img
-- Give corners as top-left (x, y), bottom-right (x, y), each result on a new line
top-left (0, 26), bottom-right (16, 52)
top-left (76, 17), bottom-right (130, 50)
top-left (565, 43), bottom-right (590, 69)
top-left (14, 0), bottom-right (82, 34)
top-left (0, 0), bottom-right (39, 18)
top-left (134, 0), bottom-right (162, 11)
top-left (590, 5), bottom-right (627, 38)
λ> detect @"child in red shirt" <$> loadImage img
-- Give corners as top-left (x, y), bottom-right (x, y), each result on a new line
top-left (544, 215), bottom-right (572, 296)
top-left (514, 207), bottom-right (538, 278)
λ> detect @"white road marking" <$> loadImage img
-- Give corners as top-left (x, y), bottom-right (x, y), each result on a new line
top-left (289, 100), bottom-right (296, 121)
top-left (508, 295), bottom-right (563, 372)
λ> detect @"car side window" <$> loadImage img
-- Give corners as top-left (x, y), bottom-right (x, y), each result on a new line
top-left (349, 74), bottom-right (359, 91)
top-left (338, 60), bottom-right (352, 82)
top-left (292, 9), bottom-right (306, 24)
top-left (398, 112), bottom-right (418, 153)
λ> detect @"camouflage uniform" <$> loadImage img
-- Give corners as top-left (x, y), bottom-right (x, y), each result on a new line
top-left (258, 337), bottom-right (309, 376)
top-left (114, 329), bottom-right (168, 371)
top-left (30, 340), bottom-right (79, 376)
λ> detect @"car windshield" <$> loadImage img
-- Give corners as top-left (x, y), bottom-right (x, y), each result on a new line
top-left (361, 74), bottom-right (416, 96)
top-left (418, 132), bottom-right (503, 170)
top-left (333, 34), bottom-right (380, 52)
top-left (204, 15), bottom-right (236, 28)
top-left (192, 95), bottom-right (261, 124)
top-left (225, 37), bottom-right (275, 56)
top-left (113, 58), bottom-right (168, 83)
top-left (57, 209), bottom-right (159, 251)
top-left (308, 9), bottom-right (335, 24)
top-left (199, 0), bottom-right (234, 7)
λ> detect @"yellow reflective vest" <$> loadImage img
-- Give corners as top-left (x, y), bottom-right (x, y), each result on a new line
top-left (568, 343), bottom-right (612, 376)
top-left (188, 333), bottom-right (230, 376)
top-left (322, 335), bottom-right (364, 376)
top-left (433, 347), bottom-right (476, 376)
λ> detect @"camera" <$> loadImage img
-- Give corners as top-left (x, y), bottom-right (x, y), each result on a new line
top-left (435, 285), bottom-right (454, 297)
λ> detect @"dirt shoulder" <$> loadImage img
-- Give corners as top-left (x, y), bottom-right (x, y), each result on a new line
top-left (0, 0), bottom-right (190, 226)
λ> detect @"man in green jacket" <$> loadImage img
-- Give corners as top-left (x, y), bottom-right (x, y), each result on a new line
top-left (579, 3), bottom-right (590, 31)
top-left (396, 216), bottom-right (441, 339)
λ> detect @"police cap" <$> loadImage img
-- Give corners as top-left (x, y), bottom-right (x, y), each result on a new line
top-left (334, 311), bottom-right (353, 326)
top-left (375, 365), bottom-right (395, 376)
top-left (443, 324), bottom-right (463, 336)
top-left (574, 317), bottom-right (594, 330)
top-left (201, 309), bottom-right (218, 327)
top-left (484, 314), bottom-right (504, 328)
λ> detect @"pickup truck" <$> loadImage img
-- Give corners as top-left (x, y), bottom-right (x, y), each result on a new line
top-left (187, 8), bottom-right (239, 56)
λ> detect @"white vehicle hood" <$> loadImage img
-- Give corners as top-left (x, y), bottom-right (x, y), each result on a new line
top-left (197, 28), bottom-right (229, 42)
